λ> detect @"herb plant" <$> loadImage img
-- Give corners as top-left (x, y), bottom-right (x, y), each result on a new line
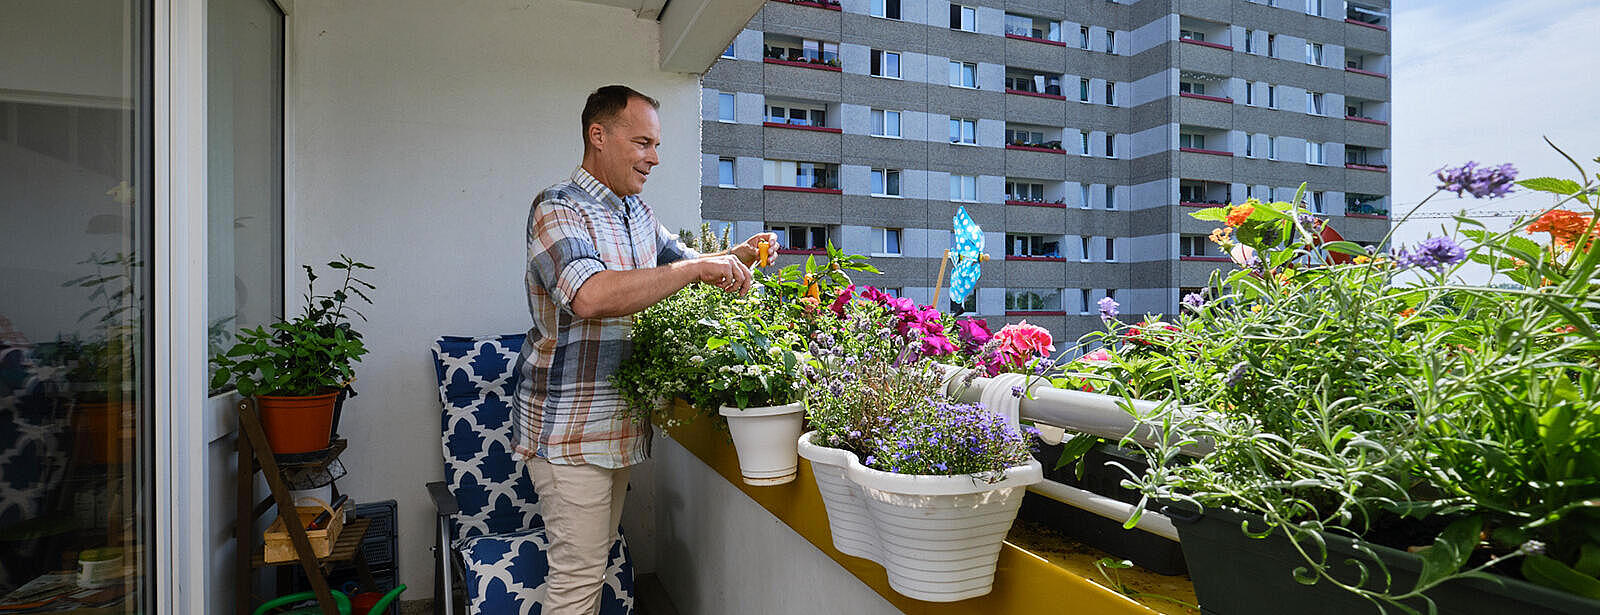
top-left (209, 256), bottom-right (375, 397)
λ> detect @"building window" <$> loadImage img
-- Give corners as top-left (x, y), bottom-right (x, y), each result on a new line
top-left (1306, 0), bottom-right (1323, 16)
top-left (1104, 81), bottom-right (1115, 105)
top-left (1105, 133), bottom-right (1116, 158)
top-left (1105, 237), bottom-right (1117, 261)
top-left (949, 117), bottom-right (976, 144)
top-left (1268, 136), bottom-right (1278, 160)
top-left (1080, 289), bottom-right (1092, 314)
top-left (1080, 235), bottom-right (1092, 261)
top-left (723, 43), bottom-right (736, 59)
top-left (870, 49), bottom-right (901, 78)
top-left (876, 227), bottom-right (903, 255)
top-left (948, 61), bottom-right (977, 88)
top-left (766, 224), bottom-right (832, 250)
top-left (870, 168), bottom-right (902, 197)
top-left (950, 4), bottom-right (977, 31)
top-left (718, 157), bottom-right (736, 187)
top-left (1079, 78), bottom-right (1091, 102)
top-left (1179, 80), bottom-right (1206, 96)
top-left (1005, 126), bottom-right (1047, 147)
top-left (1079, 131), bottom-right (1090, 155)
top-left (884, 287), bottom-right (903, 298)
top-left (1267, 33), bottom-right (1277, 57)
top-left (870, 0), bottom-right (901, 20)
top-left (1105, 185), bottom-right (1116, 210)
top-left (765, 37), bottom-right (839, 64)
top-left (870, 109), bottom-right (901, 137)
top-left (763, 160), bottom-right (839, 190)
top-left (1180, 235), bottom-right (1210, 257)
top-left (1245, 81), bottom-right (1255, 105)
top-left (1306, 91), bottom-right (1325, 115)
top-left (1007, 234), bottom-right (1062, 258)
top-left (1080, 184), bottom-right (1091, 209)
top-left (1006, 180), bottom-right (1046, 202)
top-left (1306, 141), bottom-right (1325, 165)
top-left (1005, 13), bottom-right (1061, 41)
top-left (1006, 288), bottom-right (1063, 312)
top-left (950, 174), bottom-right (978, 201)
top-left (1079, 25), bottom-right (1090, 49)
top-left (1244, 29), bottom-right (1255, 53)
top-left (767, 102), bottom-right (827, 127)
top-left (1105, 30), bottom-right (1116, 53)
top-left (1180, 29), bottom-right (1205, 42)
top-left (1179, 133), bottom-right (1205, 150)
top-left (1267, 84), bottom-right (1277, 108)
top-left (1307, 191), bottom-right (1325, 214)
top-left (1244, 133), bottom-right (1256, 157)
top-left (1306, 42), bottom-right (1323, 66)
top-left (718, 92), bottom-right (736, 122)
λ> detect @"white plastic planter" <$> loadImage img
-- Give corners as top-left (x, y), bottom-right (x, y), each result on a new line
top-left (798, 431), bottom-right (1043, 602)
top-left (797, 431), bottom-right (882, 563)
top-left (719, 402), bottom-right (805, 485)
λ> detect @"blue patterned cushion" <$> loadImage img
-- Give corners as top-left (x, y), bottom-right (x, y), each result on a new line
top-left (460, 527), bottom-right (635, 615)
top-left (432, 335), bottom-right (541, 542)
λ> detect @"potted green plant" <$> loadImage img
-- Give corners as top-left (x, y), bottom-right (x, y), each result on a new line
top-left (210, 256), bottom-right (375, 454)
top-left (1108, 153), bottom-right (1600, 613)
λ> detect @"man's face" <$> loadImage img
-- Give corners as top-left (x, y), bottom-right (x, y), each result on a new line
top-left (591, 98), bottom-right (661, 197)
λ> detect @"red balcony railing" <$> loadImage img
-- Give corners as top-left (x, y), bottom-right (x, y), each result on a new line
top-left (1179, 92), bottom-right (1233, 104)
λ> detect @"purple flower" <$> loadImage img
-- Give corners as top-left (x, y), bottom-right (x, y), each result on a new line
top-left (1435, 162), bottom-right (1517, 199)
top-left (1181, 292), bottom-right (1206, 311)
top-left (1394, 237), bottom-right (1466, 272)
top-left (1097, 297), bottom-right (1120, 321)
top-left (1010, 385), bottom-right (1024, 398)
top-left (1225, 361), bottom-right (1249, 387)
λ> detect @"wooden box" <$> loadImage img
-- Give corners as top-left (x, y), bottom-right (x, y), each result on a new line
top-left (263, 504), bottom-right (346, 564)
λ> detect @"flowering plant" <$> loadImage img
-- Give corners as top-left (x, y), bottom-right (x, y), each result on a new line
top-left (1104, 148), bottom-right (1600, 606)
top-left (802, 293), bottom-right (1032, 477)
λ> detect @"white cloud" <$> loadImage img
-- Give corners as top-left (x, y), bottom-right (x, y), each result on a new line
top-left (1388, 0), bottom-right (1600, 280)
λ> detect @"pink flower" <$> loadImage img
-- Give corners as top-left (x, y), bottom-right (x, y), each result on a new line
top-left (919, 334), bottom-right (958, 357)
top-left (829, 285), bottom-right (855, 318)
top-left (884, 296), bottom-right (916, 314)
top-left (955, 318), bottom-right (992, 354)
top-left (993, 321), bottom-right (1054, 367)
top-left (859, 285), bottom-right (891, 305)
top-left (1078, 349), bottom-right (1113, 363)
top-left (896, 306), bottom-right (944, 335)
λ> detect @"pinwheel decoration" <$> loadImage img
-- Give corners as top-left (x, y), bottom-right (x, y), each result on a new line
top-left (935, 205), bottom-right (989, 308)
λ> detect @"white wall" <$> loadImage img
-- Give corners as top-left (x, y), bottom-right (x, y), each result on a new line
top-left (289, 0), bottom-right (704, 594)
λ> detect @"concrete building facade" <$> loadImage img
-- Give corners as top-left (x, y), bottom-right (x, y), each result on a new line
top-left (701, 0), bottom-right (1392, 345)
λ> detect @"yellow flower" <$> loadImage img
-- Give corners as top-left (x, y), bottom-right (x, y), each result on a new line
top-left (1250, 304), bottom-right (1263, 313)
top-left (1209, 227), bottom-right (1234, 247)
top-left (1353, 255), bottom-right (1372, 265)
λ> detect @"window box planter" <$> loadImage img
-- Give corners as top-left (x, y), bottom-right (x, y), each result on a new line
top-left (798, 431), bottom-right (1043, 602)
top-left (720, 402), bottom-right (805, 485)
top-left (1165, 505), bottom-right (1600, 615)
top-left (1023, 442), bottom-right (1187, 576)
top-left (762, 57), bottom-right (843, 71)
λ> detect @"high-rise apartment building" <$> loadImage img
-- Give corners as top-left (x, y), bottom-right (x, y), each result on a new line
top-left (701, 0), bottom-right (1392, 344)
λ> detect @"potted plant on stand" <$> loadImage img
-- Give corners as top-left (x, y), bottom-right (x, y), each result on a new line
top-left (210, 256), bottom-right (375, 455)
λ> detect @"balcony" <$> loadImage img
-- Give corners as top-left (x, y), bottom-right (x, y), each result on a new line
top-left (763, 35), bottom-right (842, 71)
top-left (771, 0), bottom-right (842, 10)
top-left (1346, 194), bottom-right (1390, 218)
top-left (1004, 13), bottom-right (1065, 47)
top-left (1004, 71), bottom-right (1065, 100)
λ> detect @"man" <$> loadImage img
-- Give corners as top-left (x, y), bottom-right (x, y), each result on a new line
top-left (513, 84), bottom-right (775, 614)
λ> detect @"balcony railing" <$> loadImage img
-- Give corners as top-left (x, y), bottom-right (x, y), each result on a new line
top-left (1346, 201), bottom-right (1390, 218)
top-left (771, 0), bottom-right (841, 10)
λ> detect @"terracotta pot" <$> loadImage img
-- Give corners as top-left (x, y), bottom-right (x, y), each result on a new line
top-left (257, 391), bottom-right (338, 454)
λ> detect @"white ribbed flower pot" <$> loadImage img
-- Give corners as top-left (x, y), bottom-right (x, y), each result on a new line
top-left (719, 402), bottom-right (805, 486)
top-left (846, 455), bottom-right (1043, 602)
top-left (797, 431), bottom-right (882, 563)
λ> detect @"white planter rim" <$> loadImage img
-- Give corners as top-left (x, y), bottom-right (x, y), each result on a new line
top-left (718, 401), bottom-right (804, 418)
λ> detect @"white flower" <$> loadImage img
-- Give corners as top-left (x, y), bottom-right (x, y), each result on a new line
top-left (690, 355), bottom-right (704, 364)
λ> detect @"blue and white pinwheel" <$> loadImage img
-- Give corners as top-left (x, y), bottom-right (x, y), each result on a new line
top-left (946, 205), bottom-right (986, 304)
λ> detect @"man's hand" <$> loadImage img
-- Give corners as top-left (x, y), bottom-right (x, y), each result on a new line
top-left (730, 232), bottom-right (780, 267)
top-left (696, 254), bottom-right (754, 295)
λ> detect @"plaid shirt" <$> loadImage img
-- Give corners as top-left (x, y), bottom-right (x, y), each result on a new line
top-left (513, 167), bottom-right (696, 468)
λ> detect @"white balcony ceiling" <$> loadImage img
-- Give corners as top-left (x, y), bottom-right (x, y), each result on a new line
top-left (573, 0), bottom-right (764, 73)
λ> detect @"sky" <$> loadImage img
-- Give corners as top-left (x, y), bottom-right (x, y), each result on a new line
top-left (1389, 0), bottom-right (1600, 255)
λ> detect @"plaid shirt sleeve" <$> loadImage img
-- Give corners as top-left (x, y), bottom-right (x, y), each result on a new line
top-left (528, 199), bottom-right (606, 312)
top-left (655, 224), bottom-right (698, 266)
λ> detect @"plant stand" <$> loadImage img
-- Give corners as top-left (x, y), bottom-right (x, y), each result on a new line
top-left (235, 398), bottom-right (375, 615)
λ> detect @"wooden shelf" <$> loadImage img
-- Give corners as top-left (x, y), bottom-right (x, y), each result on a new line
top-left (252, 518), bottom-right (372, 569)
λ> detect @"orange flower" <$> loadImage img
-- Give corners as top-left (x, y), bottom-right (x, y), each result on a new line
top-left (1527, 209), bottom-right (1598, 250)
top-left (1226, 204), bottom-right (1256, 227)
top-left (1353, 255), bottom-right (1372, 265)
top-left (1398, 308), bottom-right (1416, 318)
top-left (1554, 325), bottom-right (1578, 334)
top-left (1209, 227), bottom-right (1234, 246)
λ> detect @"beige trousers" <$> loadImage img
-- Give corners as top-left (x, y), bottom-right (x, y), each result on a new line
top-left (525, 457), bottom-right (631, 615)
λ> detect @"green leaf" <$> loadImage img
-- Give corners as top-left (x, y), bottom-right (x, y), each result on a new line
top-left (1576, 543), bottom-right (1600, 578)
top-left (1517, 177), bottom-right (1582, 195)
top-left (1054, 434), bottom-right (1098, 471)
top-left (1412, 516), bottom-right (1481, 592)
top-left (1522, 554), bottom-right (1600, 599)
top-left (1323, 241), bottom-right (1368, 257)
top-left (1188, 207), bottom-right (1230, 222)
top-left (706, 337), bottom-right (729, 350)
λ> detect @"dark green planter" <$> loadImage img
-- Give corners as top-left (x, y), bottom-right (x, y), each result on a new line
top-left (1165, 505), bottom-right (1600, 615)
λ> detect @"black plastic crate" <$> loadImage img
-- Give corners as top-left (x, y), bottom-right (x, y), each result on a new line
top-left (354, 500), bottom-right (398, 569)
top-left (355, 500), bottom-right (398, 537)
